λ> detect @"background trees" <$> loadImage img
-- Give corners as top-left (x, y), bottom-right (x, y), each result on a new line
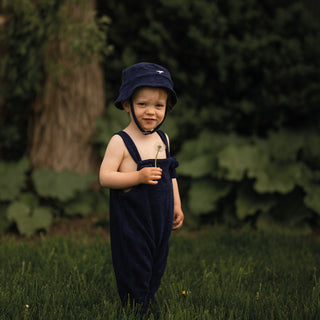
top-left (97, 0), bottom-right (320, 232)
top-left (0, 0), bottom-right (110, 235)
top-left (1, 0), bottom-right (319, 235)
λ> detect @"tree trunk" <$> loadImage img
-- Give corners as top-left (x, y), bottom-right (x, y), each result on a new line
top-left (29, 0), bottom-right (105, 174)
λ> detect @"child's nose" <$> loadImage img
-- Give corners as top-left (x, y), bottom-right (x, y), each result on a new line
top-left (145, 106), bottom-right (155, 114)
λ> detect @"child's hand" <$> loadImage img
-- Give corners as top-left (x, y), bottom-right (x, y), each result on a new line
top-left (173, 207), bottom-right (184, 230)
top-left (138, 167), bottom-right (162, 185)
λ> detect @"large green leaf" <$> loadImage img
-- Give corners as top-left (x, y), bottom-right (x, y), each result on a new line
top-left (177, 132), bottom-right (249, 179)
top-left (217, 144), bottom-right (268, 181)
top-left (64, 193), bottom-right (94, 217)
top-left (235, 181), bottom-right (276, 220)
top-left (32, 169), bottom-right (96, 201)
top-left (177, 130), bottom-right (215, 161)
top-left (32, 207), bottom-right (53, 230)
top-left (250, 161), bottom-right (306, 194)
top-left (188, 179), bottom-right (231, 215)
top-left (0, 157), bottom-right (29, 201)
top-left (178, 155), bottom-right (216, 178)
top-left (303, 182), bottom-right (320, 215)
top-left (7, 202), bottom-right (30, 222)
top-left (259, 129), bottom-right (305, 162)
top-left (6, 201), bottom-right (53, 237)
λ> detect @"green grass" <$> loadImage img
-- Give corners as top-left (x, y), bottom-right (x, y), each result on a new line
top-left (0, 227), bottom-right (319, 319)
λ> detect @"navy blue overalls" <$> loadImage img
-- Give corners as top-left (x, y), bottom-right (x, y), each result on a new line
top-left (109, 130), bottom-right (179, 311)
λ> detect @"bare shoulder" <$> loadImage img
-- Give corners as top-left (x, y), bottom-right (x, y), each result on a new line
top-left (108, 133), bottom-right (125, 149)
top-left (101, 134), bottom-right (126, 165)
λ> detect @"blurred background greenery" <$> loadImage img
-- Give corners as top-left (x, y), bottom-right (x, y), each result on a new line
top-left (0, 0), bottom-right (319, 236)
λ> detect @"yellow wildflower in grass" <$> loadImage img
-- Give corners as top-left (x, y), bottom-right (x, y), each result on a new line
top-left (182, 290), bottom-right (190, 296)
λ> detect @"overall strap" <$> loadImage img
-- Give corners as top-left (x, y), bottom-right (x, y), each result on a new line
top-left (115, 131), bottom-right (142, 163)
top-left (156, 130), bottom-right (171, 158)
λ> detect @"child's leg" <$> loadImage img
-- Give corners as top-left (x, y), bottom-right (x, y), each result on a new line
top-left (149, 243), bottom-right (169, 301)
top-left (112, 235), bottom-right (155, 311)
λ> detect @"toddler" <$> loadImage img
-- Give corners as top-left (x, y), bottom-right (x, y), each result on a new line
top-left (99, 62), bottom-right (184, 312)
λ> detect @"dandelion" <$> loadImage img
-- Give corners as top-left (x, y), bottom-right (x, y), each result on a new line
top-left (23, 304), bottom-right (30, 318)
top-left (182, 290), bottom-right (190, 296)
top-left (154, 142), bottom-right (166, 167)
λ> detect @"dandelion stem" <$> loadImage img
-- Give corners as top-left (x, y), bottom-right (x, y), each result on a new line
top-left (155, 145), bottom-right (161, 167)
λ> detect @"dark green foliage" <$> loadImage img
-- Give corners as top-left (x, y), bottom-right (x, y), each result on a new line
top-left (97, 0), bottom-right (320, 230)
top-left (32, 169), bottom-right (96, 202)
top-left (99, 0), bottom-right (320, 133)
top-left (0, 157), bottom-right (29, 201)
top-left (1, 0), bottom-right (320, 233)
top-left (0, 0), bottom-right (111, 235)
top-left (0, 159), bottom-right (108, 236)
top-left (7, 202), bottom-right (52, 237)
top-left (178, 128), bottom-right (320, 231)
top-left (0, 0), bottom-right (111, 160)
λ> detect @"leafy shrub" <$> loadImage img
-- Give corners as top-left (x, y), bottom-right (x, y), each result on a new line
top-left (97, 0), bottom-right (320, 231)
top-left (0, 159), bottom-right (106, 236)
top-left (178, 128), bottom-right (320, 231)
top-left (32, 169), bottom-right (96, 202)
top-left (0, 157), bottom-right (29, 201)
top-left (0, 0), bottom-right (111, 235)
top-left (99, 0), bottom-right (320, 134)
top-left (7, 201), bottom-right (52, 237)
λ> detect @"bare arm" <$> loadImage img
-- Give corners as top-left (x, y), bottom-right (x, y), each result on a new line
top-left (99, 135), bottom-right (162, 189)
top-left (165, 134), bottom-right (184, 230)
top-left (172, 178), bottom-right (184, 230)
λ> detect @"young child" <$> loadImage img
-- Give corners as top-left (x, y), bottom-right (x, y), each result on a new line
top-left (99, 62), bottom-right (184, 312)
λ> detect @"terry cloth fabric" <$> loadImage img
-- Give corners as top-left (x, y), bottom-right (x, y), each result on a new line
top-left (109, 130), bottom-right (179, 312)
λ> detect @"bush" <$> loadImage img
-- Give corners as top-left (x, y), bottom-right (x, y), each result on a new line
top-left (0, 158), bottom-right (108, 236)
top-left (97, 0), bottom-right (320, 231)
top-left (0, 0), bottom-right (110, 236)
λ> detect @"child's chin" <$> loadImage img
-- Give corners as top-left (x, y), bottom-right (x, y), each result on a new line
top-left (140, 124), bottom-right (157, 131)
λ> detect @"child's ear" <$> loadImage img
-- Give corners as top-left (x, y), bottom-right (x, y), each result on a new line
top-left (123, 100), bottom-right (130, 112)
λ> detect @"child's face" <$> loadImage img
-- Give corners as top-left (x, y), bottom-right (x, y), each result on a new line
top-left (124, 87), bottom-right (168, 132)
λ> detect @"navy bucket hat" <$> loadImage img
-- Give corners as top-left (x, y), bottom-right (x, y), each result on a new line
top-left (114, 62), bottom-right (177, 109)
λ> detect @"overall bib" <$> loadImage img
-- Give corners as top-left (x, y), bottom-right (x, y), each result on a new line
top-left (109, 130), bottom-right (179, 310)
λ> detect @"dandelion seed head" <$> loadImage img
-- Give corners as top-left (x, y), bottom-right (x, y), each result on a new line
top-left (154, 141), bottom-right (166, 153)
top-left (154, 141), bottom-right (166, 167)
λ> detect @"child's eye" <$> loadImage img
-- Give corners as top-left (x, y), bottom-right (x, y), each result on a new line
top-left (156, 104), bottom-right (165, 108)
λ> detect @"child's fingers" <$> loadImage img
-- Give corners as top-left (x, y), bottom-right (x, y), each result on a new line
top-left (172, 214), bottom-right (184, 230)
top-left (172, 220), bottom-right (183, 230)
top-left (139, 167), bottom-right (162, 184)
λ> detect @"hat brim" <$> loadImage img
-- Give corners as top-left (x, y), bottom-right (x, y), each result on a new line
top-left (114, 77), bottom-right (177, 109)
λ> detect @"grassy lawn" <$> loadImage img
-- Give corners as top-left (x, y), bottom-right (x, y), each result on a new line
top-left (0, 227), bottom-right (319, 319)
